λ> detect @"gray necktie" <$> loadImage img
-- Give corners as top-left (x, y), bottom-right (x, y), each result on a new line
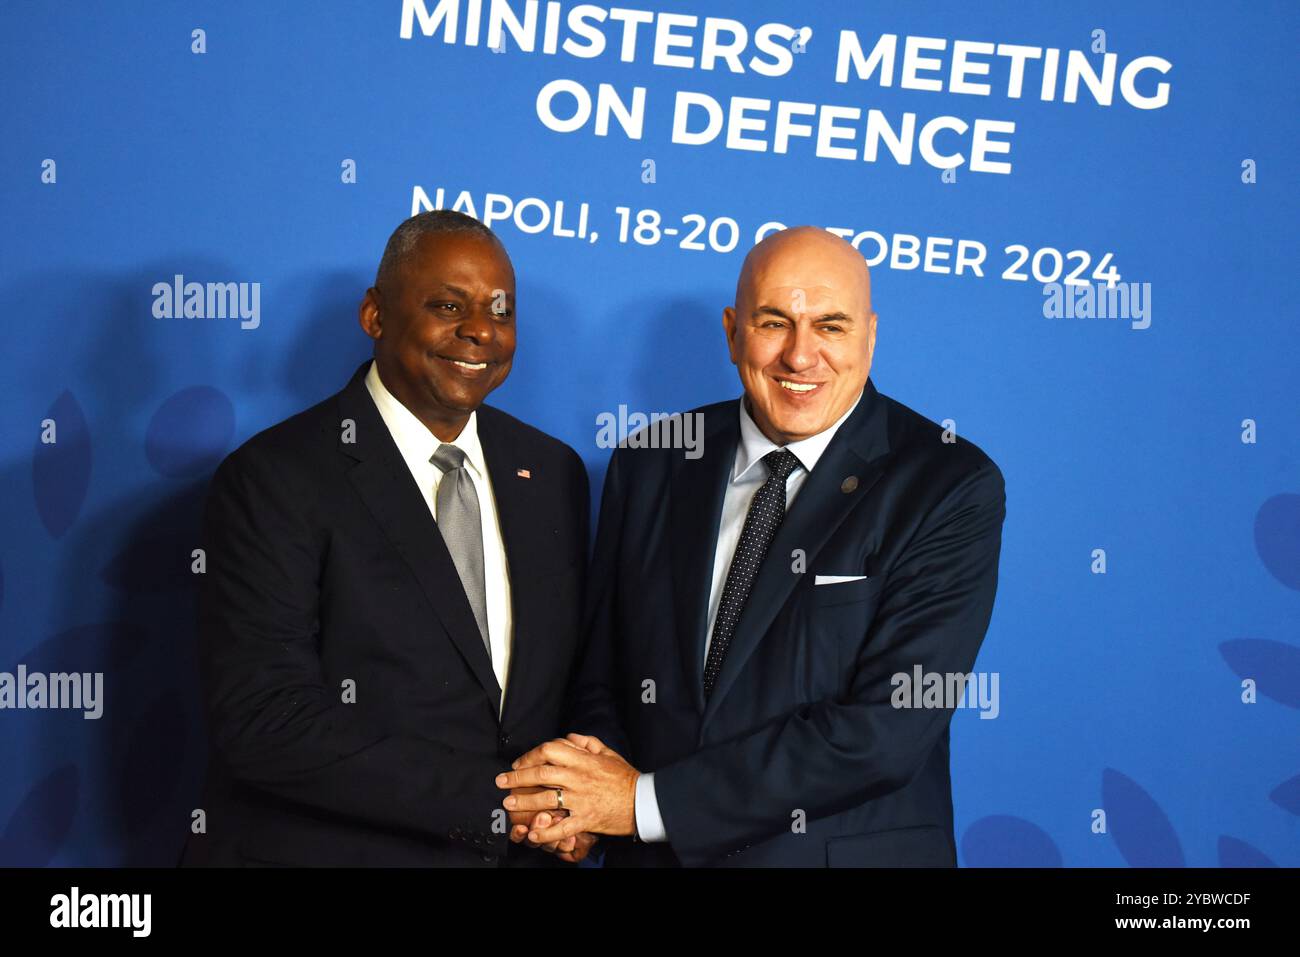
top-left (431, 444), bottom-right (490, 659)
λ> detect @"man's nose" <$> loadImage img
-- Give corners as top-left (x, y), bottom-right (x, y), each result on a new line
top-left (782, 323), bottom-right (819, 372)
top-left (455, 305), bottom-right (496, 343)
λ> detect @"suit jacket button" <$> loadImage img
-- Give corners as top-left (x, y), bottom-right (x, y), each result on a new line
top-left (481, 853), bottom-right (495, 864)
top-left (499, 732), bottom-right (511, 748)
top-left (450, 828), bottom-right (462, 840)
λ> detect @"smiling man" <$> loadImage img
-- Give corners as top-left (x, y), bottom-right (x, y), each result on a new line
top-left (499, 225), bottom-right (1006, 867)
top-left (182, 210), bottom-right (591, 867)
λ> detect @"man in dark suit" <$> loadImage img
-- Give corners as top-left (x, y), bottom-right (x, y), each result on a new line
top-left (182, 210), bottom-right (592, 867)
top-left (497, 225), bottom-right (1005, 867)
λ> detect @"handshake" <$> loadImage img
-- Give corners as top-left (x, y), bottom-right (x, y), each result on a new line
top-left (495, 733), bottom-right (641, 864)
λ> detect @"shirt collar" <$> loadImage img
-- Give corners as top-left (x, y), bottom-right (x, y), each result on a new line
top-left (734, 388), bottom-right (864, 483)
top-left (364, 359), bottom-right (486, 479)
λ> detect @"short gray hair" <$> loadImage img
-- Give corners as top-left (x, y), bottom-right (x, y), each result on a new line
top-left (374, 210), bottom-right (504, 289)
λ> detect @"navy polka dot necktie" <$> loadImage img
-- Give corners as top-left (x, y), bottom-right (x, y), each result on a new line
top-left (703, 447), bottom-right (801, 700)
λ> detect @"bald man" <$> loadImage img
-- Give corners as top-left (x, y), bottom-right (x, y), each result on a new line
top-left (497, 227), bottom-right (1005, 867)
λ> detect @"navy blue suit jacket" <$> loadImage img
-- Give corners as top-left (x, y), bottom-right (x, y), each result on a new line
top-left (570, 379), bottom-right (1005, 866)
top-left (182, 362), bottom-right (589, 867)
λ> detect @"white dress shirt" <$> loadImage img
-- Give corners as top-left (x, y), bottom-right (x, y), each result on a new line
top-left (364, 360), bottom-right (514, 709)
top-left (635, 388), bottom-right (865, 842)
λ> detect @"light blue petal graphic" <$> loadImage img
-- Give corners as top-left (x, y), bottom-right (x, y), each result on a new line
top-left (0, 765), bottom-right (79, 866)
top-left (1219, 639), bottom-right (1300, 709)
top-left (1269, 773), bottom-right (1300, 817)
top-left (144, 386), bottom-right (235, 477)
top-left (33, 390), bottom-right (91, 539)
top-left (961, 814), bottom-right (1063, 867)
top-left (15, 622), bottom-right (148, 674)
top-left (1217, 836), bottom-right (1277, 867)
top-left (1255, 493), bottom-right (1300, 590)
top-left (1102, 768), bottom-right (1185, 867)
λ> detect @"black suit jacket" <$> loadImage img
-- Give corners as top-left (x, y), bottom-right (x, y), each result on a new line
top-left (181, 362), bottom-right (589, 867)
top-left (570, 379), bottom-right (1005, 866)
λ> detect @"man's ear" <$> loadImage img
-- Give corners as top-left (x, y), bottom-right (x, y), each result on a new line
top-left (865, 309), bottom-right (878, 366)
top-left (359, 287), bottom-right (382, 340)
top-left (722, 306), bottom-right (739, 365)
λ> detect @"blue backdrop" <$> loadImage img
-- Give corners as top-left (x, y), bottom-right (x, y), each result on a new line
top-left (2, 0), bottom-right (1297, 867)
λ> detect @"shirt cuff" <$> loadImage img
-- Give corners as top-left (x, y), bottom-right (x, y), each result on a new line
top-left (634, 772), bottom-right (668, 843)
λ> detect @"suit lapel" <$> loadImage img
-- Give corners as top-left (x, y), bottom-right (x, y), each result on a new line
top-left (336, 363), bottom-right (502, 714)
top-left (701, 381), bottom-right (892, 726)
top-left (477, 409), bottom-right (549, 727)
top-left (670, 405), bottom-right (740, 715)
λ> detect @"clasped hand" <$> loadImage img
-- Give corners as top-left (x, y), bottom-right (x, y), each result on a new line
top-left (496, 733), bottom-right (638, 864)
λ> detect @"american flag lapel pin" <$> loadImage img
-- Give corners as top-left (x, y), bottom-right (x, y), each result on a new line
top-left (516, 468), bottom-right (531, 479)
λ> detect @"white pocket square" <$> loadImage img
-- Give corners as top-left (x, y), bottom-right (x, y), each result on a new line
top-left (814, 575), bottom-right (869, 585)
